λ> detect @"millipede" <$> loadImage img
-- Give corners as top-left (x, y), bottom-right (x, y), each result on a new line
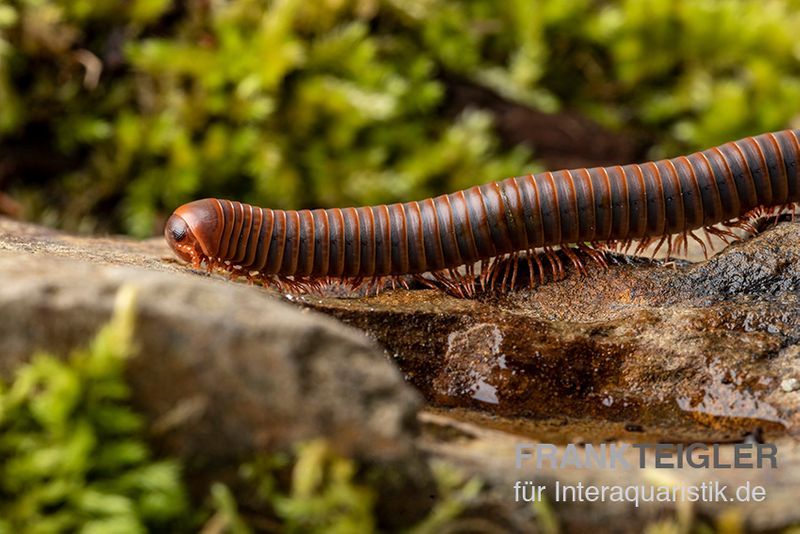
top-left (165, 129), bottom-right (800, 297)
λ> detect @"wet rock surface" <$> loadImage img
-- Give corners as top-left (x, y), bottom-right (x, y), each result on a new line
top-left (303, 223), bottom-right (800, 444)
top-left (3, 216), bottom-right (800, 531)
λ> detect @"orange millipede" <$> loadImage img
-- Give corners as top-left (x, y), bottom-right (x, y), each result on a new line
top-left (165, 129), bottom-right (800, 296)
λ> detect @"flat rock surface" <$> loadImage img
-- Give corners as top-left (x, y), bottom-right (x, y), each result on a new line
top-left (302, 223), bottom-right (800, 444)
top-left (2, 216), bottom-right (800, 531)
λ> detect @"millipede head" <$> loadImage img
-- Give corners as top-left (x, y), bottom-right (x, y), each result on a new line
top-left (164, 199), bottom-right (223, 267)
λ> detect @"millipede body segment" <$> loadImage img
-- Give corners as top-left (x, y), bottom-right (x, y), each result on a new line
top-left (165, 129), bottom-right (800, 295)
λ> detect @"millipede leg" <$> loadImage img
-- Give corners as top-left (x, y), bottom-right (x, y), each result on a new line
top-left (682, 230), bottom-right (689, 256)
top-left (525, 252), bottom-right (535, 287)
top-left (532, 250), bottom-right (546, 284)
top-left (544, 247), bottom-right (564, 280)
top-left (462, 267), bottom-right (475, 297)
top-left (650, 235), bottom-right (667, 260)
top-left (707, 230), bottom-right (717, 250)
top-left (562, 246), bottom-right (586, 276)
top-left (543, 247), bottom-right (558, 280)
top-left (509, 252), bottom-right (520, 290)
top-left (499, 253), bottom-right (518, 291)
top-left (706, 225), bottom-right (735, 244)
top-left (672, 233), bottom-right (684, 259)
top-left (479, 259), bottom-right (491, 291)
top-left (666, 234), bottom-right (675, 260)
top-left (412, 274), bottom-right (438, 291)
top-left (488, 257), bottom-right (501, 289)
top-left (623, 239), bottom-right (634, 254)
top-left (633, 237), bottom-right (652, 256)
top-left (578, 243), bottom-right (608, 269)
top-left (688, 230), bottom-right (708, 259)
top-left (446, 268), bottom-right (465, 298)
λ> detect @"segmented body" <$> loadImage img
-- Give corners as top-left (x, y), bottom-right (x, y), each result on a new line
top-left (165, 129), bottom-right (800, 295)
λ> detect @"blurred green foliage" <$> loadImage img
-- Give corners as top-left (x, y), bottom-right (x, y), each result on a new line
top-left (251, 440), bottom-right (377, 533)
top-left (419, 0), bottom-right (800, 148)
top-left (0, 286), bottom-right (189, 533)
top-left (0, 284), bottom-right (484, 532)
top-left (213, 444), bottom-right (483, 534)
top-left (1, 0), bottom-right (800, 236)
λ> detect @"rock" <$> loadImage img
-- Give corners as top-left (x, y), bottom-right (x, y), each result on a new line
top-left (781, 378), bottom-right (800, 392)
top-left (303, 222), bottom-right (800, 443)
top-left (0, 217), bottom-right (434, 526)
top-left (5, 215), bottom-right (800, 531)
top-left (295, 223), bottom-right (800, 530)
top-left (418, 412), bottom-right (800, 533)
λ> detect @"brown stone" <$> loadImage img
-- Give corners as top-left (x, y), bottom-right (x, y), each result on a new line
top-left (0, 217), bottom-right (434, 526)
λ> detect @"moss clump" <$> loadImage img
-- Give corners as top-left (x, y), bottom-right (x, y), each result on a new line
top-left (0, 286), bottom-right (484, 533)
top-left (207, 442), bottom-right (483, 534)
top-left (0, 287), bottom-right (189, 532)
top-left (3, 1), bottom-right (799, 236)
top-left (0, 0), bottom-right (532, 236)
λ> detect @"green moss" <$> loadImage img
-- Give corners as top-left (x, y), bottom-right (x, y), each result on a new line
top-left (0, 286), bottom-right (189, 532)
top-left (0, 286), bottom-right (486, 533)
top-left (240, 439), bottom-right (377, 533)
top-left (216, 442), bottom-right (483, 534)
top-left (3, 1), bottom-right (800, 235)
top-left (0, 0), bottom-right (532, 236)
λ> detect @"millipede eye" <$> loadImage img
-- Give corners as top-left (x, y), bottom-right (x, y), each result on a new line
top-left (171, 225), bottom-right (187, 242)
top-left (166, 215), bottom-right (189, 243)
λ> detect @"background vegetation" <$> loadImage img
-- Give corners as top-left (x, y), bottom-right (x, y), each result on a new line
top-left (2, 0), bottom-right (800, 236)
top-left (0, 290), bottom-right (488, 533)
